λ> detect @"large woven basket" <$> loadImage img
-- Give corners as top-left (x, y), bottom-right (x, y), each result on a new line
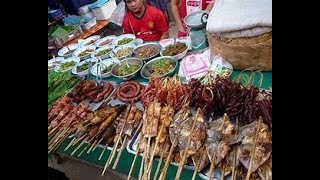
top-left (207, 32), bottom-right (272, 71)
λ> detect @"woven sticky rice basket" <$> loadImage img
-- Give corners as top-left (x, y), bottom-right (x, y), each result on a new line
top-left (208, 32), bottom-right (272, 71)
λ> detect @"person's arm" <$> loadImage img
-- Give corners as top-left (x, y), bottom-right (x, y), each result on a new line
top-left (122, 15), bottom-right (132, 34)
top-left (171, 0), bottom-right (186, 33)
top-left (205, 2), bottom-right (214, 12)
top-left (160, 31), bottom-right (169, 40)
top-left (156, 10), bottom-right (169, 40)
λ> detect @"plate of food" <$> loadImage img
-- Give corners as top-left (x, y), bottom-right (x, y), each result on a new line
top-left (91, 58), bottom-right (120, 78)
top-left (54, 56), bottom-right (80, 72)
top-left (57, 43), bottom-right (79, 58)
top-left (80, 35), bottom-right (101, 46)
top-left (112, 34), bottom-right (136, 47)
top-left (48, 57), bottom-right (64, 71)
top-left (140, 56), bottom-right (177, 79)
top-left (72, 57), bottom-right (98, 76)
top-left (160, 41), bottom-right (189, 61)
top-left (111, 45), bottom-right (134, 60)
top-left (132, 42), bottom-right (161, 62)
top-left (73, 44), bottom-right (96, 61)
top-left (95, 35), bottom-right (117, 47)
top-left (91, 44), bottom-right (114, 60)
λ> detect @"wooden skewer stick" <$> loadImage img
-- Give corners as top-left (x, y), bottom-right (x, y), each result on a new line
top-left (191, 148), bottom-right (205, 180)
top-left (48, 126), bottom-right (59, 137)
top-left (208, 114), bottom-right (228, 180)
top-left (207, 154), bottom-right (217, 180)
top-left (245, 117), bottom-right (262, 180)
top-left (112, 135), bottom-right (129, 169)
top-left (231, 119), bottom-right (239, 180)
top-left (127, 141), bottom-right (141, 180)
top-left (77, 143), bottom-right (89, 157)
top-left (71, 137), bottom-right (88, 156)
top-left (153, 144), bottom-right (166, 180)
top-left (48, 129), bottom-right (63, 145)
top-left (142, 135), bottom-right (152, 180)
top-left (265, 163), bottom-right (270, 180)
top-left (174, 108), bottom-right (201, 180)
top-left (146, 107), bottom-right (169, 177)
top-left (73, 133), bottom-right (87, 145)
top-left (105, 103), bottom-right (132, 170)
top-left (98, 146), bottom-right (107, 161)
top-left (48, 128), bottom-right (69, 149)
top-left (220, 163), bottom-right (225, 180)
top-left (158, 139), bottom-right (177, 180)
top-left (87, 140), bottom-right (98, 153)
top-left (138, 145), bottom-right (146, 180)
top-left (92, 137), bottom-right (104, 152)
top-left (64, 137), bottom-right (76, 151)
top-left (48, 133), bottom-right (69, 153)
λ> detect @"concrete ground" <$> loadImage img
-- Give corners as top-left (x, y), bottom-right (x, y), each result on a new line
top-left (48, 3), bottom-right (178, 180)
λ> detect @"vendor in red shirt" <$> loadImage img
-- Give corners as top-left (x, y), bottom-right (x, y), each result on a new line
top-left (122, 0), bottom-right (169, 41)
top-left (172, 0), bottom-right (214, 37)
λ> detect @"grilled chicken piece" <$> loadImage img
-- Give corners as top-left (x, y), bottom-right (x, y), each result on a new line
top-left (142, 101), bottom-right (161, 138)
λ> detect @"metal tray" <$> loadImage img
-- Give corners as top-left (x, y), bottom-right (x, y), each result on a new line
top-left (198, 166), bottom-right (232, 180)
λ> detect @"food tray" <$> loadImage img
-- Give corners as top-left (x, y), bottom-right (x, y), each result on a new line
top-left (198, 166), bottom-right (232, 180)
top-left (126, 126), bottom-right (195, 170)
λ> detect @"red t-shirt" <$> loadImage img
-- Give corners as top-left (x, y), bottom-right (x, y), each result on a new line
top-left (123, 5), bottom-right (168, 41)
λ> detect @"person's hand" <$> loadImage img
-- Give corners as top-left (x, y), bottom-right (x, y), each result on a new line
top-left (178, 24), bottom-right (187, 33)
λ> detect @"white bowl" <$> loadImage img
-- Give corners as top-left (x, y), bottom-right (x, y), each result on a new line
top-left (72, 57), bottom-right (98, 76)
top-left (91, 44), bottom-right (114, 60)
top-left (95, 35), bottom-right (117, 48)
top-left (111, 45), bottom-right (135, 60)
top-left (48, 57), bottom-right (65, 71)
top-left (58, 43), bottom-right (79, 58)
top-left (160, 41), bottom-right (189, 61)
top-left (91, 58), bottom-right (120, 78)
top-left (112, 34), bottom-right (136, 47)
top-left (54, 56), bottom-right (80, 73)
top-left (80, 35), bottom-right (101, 47)
top-left (73, 45), bottom-right (97, 61)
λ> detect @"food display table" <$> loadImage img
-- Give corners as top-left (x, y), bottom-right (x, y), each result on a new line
top-left (51, 62), bottom-right (272, 179)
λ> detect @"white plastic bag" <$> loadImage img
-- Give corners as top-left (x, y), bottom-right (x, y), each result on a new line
top-left (109, 0), bottom-right (126, 26)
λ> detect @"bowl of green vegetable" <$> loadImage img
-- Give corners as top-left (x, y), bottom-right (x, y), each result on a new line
top-left (54, 56), bottom-right (80, 73)
top-left (91, 58), bottom-right (120, 78)
top-left (91, 44), bottom-right (114, 59)
top-left (73, 44), bottom-right (96, 61)
top-left (112, 34), bottom-right (136, 47)
top-left (72, 57), bottom-right (98, 76)
top-left (111, 57), bottom-right (143, 81)
top-left (111, 45), bottom-right (134, 60)
top-left (140, 56), bottom-right (177, 79)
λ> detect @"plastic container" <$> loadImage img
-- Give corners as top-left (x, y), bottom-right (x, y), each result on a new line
top-left (190, 29), bottom-right (208, 50)
top-left (81, 17), bottom-right (97, 30)
top-left (89, 0), bottom-right (117, 20)
top-left (78, 4), bottom-right (95, 20)
top-left (78, 4), bottom-right (91, 14)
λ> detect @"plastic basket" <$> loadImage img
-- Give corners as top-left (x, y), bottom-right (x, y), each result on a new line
top-left (54, 26), bottom-right (83, 47)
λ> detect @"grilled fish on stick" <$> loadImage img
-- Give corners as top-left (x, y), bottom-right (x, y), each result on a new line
top-left (237, 121), bottom-right (272, 173)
